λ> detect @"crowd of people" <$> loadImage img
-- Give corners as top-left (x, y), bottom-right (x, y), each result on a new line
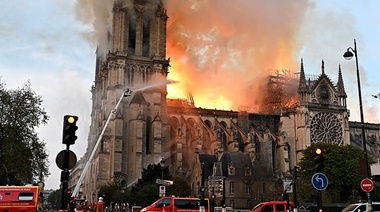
top-left (68, 197), bottom-right (130, 212)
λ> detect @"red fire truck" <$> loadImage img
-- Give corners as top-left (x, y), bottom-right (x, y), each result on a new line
top-left (0, 186), bottom-right (42, 212)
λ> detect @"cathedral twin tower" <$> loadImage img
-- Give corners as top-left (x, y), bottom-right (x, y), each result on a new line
top-left (71, 0), bottom-right (365, 204)
top-left (81, 0), bottom-right (171, 195)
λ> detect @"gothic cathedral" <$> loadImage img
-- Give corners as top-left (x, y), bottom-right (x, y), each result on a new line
top-left (70, 0), bottom-right (380, 207)
top-left (82, 0), bottom-right (171, 195)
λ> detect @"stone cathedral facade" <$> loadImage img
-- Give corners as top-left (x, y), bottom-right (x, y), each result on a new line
top-left (69, 0), bottom-right (380, 207)
top-left (74, 0), bottom-right (171, 198)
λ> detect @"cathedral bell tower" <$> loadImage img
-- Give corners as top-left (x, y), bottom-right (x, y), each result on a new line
top-left (282, 59), bottom-right (350, 169)
top-left (87, 0), bottom-right (170, 192)
top-left (297, 60), bottom-right (350, 150)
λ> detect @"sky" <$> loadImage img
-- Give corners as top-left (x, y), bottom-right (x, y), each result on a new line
top-left (1, 0), bottom-right (380, 190)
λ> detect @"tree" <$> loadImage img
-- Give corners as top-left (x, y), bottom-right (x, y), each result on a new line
top-left (98, 163), bottom-right (191, 207)
top-left (166, 176), bottom-right (191, 197)
top-left (46, 189), bottom-right (62, 210)
top-left (131, 164), bottom-right (191, 206)
top-left (134, 184), bottom-right (160, 207)
top-left (0, 80), bottom-right (49, 185)
top-left (131, 163), bottom-right (171, 196)
top-left (98, 181), bottom-right (126, 206)
top-left (297, 143), bottom-right (368, 203)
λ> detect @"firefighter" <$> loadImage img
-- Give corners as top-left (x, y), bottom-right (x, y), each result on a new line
top-left (94, 197), bottom-right (105, 212)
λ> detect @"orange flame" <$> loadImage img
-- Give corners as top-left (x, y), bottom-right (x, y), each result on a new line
top-left (164, 0), bottom-right (306, 112)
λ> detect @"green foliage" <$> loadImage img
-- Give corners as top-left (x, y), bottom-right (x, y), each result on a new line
top-left (98, 181), bottom-right (124, 206)
top-left (0, 81), bottom-right (49, 185)
top-left (131, 163), bottom-right (171, 195)
top-left (98, 163), bottom-right (191, 207)
top-left (297, 143), bottom-right (365, 203)
top-left (166, 176), bottom-right (191, 197)
top-left (134, 184), bottom-right (160, 207)
top-left (46, 189), bottom-right (62, 209)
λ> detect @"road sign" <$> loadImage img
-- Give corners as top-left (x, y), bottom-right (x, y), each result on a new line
top-left (37, 181), bottom-right (45, 190)
top-left (311, 173), bottom-right (328, 191)
top-left (56, 149), bottom-right (77, 170)
top-left (159, 185), bottom-right (166, 197)
top-left (156, 179), bottom-right (173, 186)
top-left (361, 178), bottom-right (374, 192)
top-left (283, 180), bottom-right (293, 193)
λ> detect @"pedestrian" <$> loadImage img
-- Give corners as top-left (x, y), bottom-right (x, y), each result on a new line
top-left (83, 199), bottom-right (89, 212)
top-left (68, 197), bottom-right (76, 212)
top-left (125, 203), bottom-right (129, 212)
top-left (95, 197), bottom-right (106, 212)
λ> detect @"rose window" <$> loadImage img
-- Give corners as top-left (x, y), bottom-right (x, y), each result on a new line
top-left (310, 112), bottom-right (343, 145)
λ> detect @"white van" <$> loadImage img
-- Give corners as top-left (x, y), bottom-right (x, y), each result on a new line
top-left (342, 202), bottom-right (380, 212)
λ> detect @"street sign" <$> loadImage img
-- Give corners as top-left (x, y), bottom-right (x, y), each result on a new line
top-left (311, 173), bottom-right (328, 191)
top-left (37, 181), bottom-right (45, 190)
top-left (156, 179), bottom-right (173, 186)
top-left (159, 185), bottom-right (166, 197)
top-left (361, 178), bottom-right (374, 192)
top-left (56, 149), bottom-right (77, 170)
top-left (283, 180), bottom-right (293, 193)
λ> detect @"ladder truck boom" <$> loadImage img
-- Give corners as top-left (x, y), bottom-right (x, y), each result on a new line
top-left (72, 89), bottom-right (133, 197)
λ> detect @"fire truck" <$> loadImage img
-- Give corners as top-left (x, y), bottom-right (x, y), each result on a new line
top-left (0, 185), bottom-right (42, 212)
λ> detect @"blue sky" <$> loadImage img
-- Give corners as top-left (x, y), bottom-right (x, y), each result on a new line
top-left (1, 0), bottom-right (380, 190)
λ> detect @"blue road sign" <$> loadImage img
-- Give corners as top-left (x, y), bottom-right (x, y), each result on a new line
top-left (311, 173), bottom-right (328, 191)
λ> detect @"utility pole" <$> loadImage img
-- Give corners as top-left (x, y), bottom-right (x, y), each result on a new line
top-left (58, 115), bottom-right (78, 210)
top-left (200, 162), bottom-right (206, 212)
top-left (293, 166), bottom-right (299, 211)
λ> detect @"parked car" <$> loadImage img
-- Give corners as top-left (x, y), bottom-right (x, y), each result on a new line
top-left (251, 201), bottom-right (294, 212)
top-left (141, 196), bottom-right (210, 212)
top-left (342, 202), bottom-right (380, 212)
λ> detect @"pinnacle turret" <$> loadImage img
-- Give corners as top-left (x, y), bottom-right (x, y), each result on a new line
top-left (298, 58), bottom-right (308, 94)
top-left (337, 64), bottom-right (347, 98)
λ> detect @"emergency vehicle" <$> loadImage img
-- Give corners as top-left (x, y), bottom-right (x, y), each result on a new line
top-left (0, 185), bottom-right (42, 212)
top-left (141, 196), bottom-right (210, 212)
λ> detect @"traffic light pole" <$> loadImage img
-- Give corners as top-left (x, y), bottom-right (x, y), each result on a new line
top-left (292, 166), bottom-right (298, 211)
top-left (222, 177), bottom-right (226, 207)
top-left (200, 163), bottom-right (205, 212)
top-left (71, 89), bottom-right (133, 197)
top-left (313, 148), bottom-right (325, 212)
top-left (317, 191), bottom-right (322, 211)
top-left (60, 171), bottom-right (69, 210)
top-left (60, 144), bottom-right (71, 210)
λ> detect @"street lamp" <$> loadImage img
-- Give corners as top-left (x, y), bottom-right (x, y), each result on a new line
top-left (344, 39), bottom-right (372, 211)
top-left (160, 157), bottom-right (165, 179)
top-left (343, 39), bottom-right (370, 178)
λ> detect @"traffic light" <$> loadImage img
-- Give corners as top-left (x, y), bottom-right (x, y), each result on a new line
top-left (62, 115), bottom-right (78, 145)
top-left (66, 189), bottom-right (72, 197)
top-left (292, 166), bottom-right (300, 180)
top-left (313, 147), bottom-right (325, 172)
top-left (65, 189), bottom-right (72, 205)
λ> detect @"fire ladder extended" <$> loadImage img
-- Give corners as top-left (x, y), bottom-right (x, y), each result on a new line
top-left (72, 89), bottom-right (133, 197)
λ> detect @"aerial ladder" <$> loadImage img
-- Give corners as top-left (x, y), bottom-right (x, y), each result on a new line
top-left (71, 80), bottom-right (176, 197)
top-left (72, 88), bottom-right (133, 197)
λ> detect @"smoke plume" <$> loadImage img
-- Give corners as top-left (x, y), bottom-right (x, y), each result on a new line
top-left (163, 0), bottom-right (314, 111)
top-left (74, 0), bottom-right (319, 112)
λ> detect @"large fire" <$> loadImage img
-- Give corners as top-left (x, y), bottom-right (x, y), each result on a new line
top-left (163, 0), bottom-right (309, 111)
top-left (74, 0), bottom-right (312, 112)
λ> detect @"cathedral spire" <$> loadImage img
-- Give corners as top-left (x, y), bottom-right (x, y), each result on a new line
top-left (337, 64), bottom-right (347, 98)
top-left (298, 58), bottom-right (307, 93)
top-left (321, 60), bottom-right (325, 75)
